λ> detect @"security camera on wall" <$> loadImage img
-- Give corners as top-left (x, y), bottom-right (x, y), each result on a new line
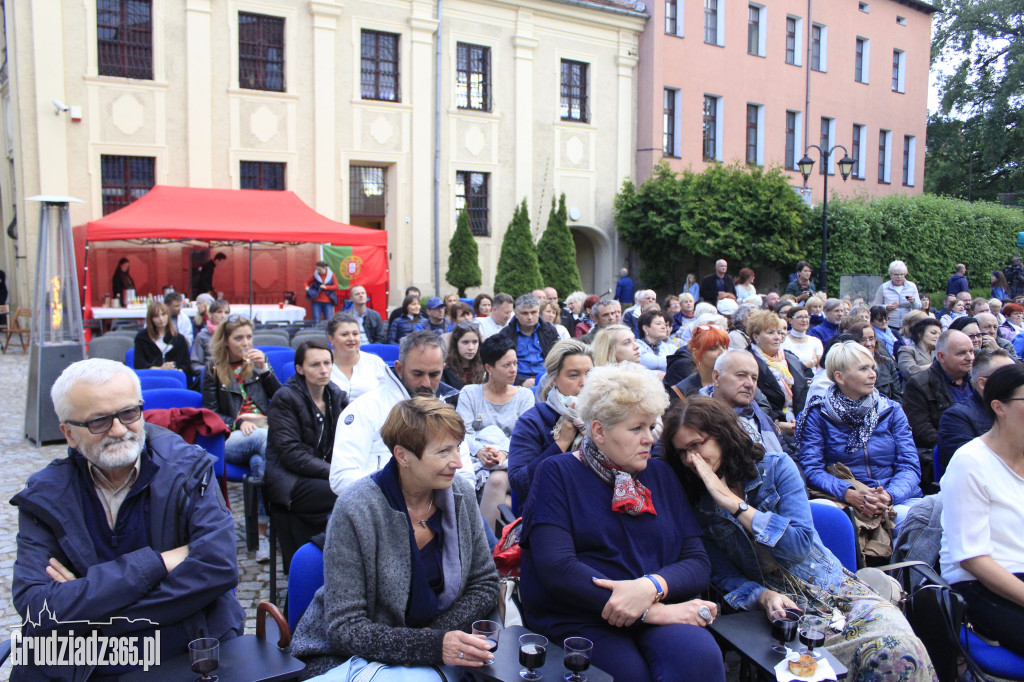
top-left (52, 99), bottom-right (70, 114)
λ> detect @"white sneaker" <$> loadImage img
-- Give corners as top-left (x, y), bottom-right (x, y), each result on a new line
top-left (256, 536), bottom-right (270, 563)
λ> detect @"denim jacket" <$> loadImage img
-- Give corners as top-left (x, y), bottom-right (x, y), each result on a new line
top-left (693, 452), bottom-right (844, 611)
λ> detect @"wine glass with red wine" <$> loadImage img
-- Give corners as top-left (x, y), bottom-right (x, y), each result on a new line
top-left (563, 637), bottom-right (593, 682)
top-left (519, 633), bottom-right (548, 680)
top-left (798, 615), bottom-right (826, 659)
top-left (472, 620), bottom-right (500, 665)
top-left (770, 613), bottom-right (799, 654)
top-left (188, 638), bottom-right (219, 682)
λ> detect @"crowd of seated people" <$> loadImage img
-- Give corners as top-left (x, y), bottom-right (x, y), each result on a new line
top-left (42, 257), bottom-right (1024, 679)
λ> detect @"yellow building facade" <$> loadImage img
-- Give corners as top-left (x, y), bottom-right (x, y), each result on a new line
top-left (0, 0), bottom-right (646, 309)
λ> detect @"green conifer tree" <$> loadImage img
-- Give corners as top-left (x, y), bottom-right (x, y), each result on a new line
top-left (537, 193), bottom-right (582, 295)
top-left (493, 198), bottom-right (544, 298)
top-left (445, 208), bottom-right (482, 297)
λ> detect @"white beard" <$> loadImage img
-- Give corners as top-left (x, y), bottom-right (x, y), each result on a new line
top-left (80, 429), bottom-right (146, 471)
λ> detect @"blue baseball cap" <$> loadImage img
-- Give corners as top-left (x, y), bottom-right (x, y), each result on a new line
top-left (426, 297), bottom-right (445, 310)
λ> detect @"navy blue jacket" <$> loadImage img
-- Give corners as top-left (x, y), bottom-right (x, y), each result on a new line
top-left (614, 275), bottom-right (634, 306)
top-left (936, 391), bottom-right (992, 473)
top-left (946, 273), bottom-right (969, 296)
top-left (387, 314), bottom-right (425, 345)
top-left (10, 424), bottom-right (244, 681)
top-left (508, 403), bottom-right (562, 512)
top-left (797, 393), bottom-right (922, 504)
top-left (807, 319), bottom-right (839, 347)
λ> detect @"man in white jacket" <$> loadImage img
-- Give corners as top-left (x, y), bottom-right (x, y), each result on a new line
top-left (330, 331), bottom-right (475, 494)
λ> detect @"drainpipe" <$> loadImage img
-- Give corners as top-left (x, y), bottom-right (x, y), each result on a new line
top-left (433, 0), bottom-right (443, 296)
top-left (804, 0), bottom-right (812, 154)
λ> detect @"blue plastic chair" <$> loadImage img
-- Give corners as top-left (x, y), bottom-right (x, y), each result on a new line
top-left (124, 348), bottom-right (135, 367)
top-left (135, 368), bottom-right (187, 389)
top-left (142, 388), bottom-right (201, 411)
top-left (361, 343), bottom-right (399, 365)
top-left (137, 374), bottom-right (184, 391)
top-left (809, 502), bottom-right (858, 572)
top-left (960, 629), bottom-right (1024, 679)
top-left (258, 346), bottom-right (296, 385)
top-left (287, 542), bottom-right (325, 633)
top-left (933, 445), bottom-right (945, 485)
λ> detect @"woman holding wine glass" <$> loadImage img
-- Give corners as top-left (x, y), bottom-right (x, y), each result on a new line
top-left (519, 363), bottom-right (726, 682)
top-left (288, 398), bottom-right (500, 680)
top-left (663, 397), bottom-right (936, 680)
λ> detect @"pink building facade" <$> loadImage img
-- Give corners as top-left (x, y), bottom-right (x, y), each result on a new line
top-left (636, 0), bottom-right (935, 203)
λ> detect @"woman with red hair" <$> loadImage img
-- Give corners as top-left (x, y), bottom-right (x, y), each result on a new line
top-left (668, 324), bottom-right (730, 402)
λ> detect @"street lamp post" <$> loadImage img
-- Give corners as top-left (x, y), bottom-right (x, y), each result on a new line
top-left (798, 146), bottom-right (854, 297)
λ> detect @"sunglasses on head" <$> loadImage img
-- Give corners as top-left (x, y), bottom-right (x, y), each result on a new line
top-left (456, 321), bottom-right (480, 331)
top-left (65, 403), bottom-right (144, 434)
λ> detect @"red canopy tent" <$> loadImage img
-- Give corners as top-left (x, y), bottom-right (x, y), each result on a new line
top-left (74, 185), bottom-right (389, 317)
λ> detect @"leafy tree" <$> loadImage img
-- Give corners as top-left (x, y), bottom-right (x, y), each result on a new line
top-left (445, 209), bottom-right (482, 297)
top-left (614, 162), bottom-right (810, 288)
top-left (927, 0), bottom-right (1024, 200)
top-left (537, 193), bottom-right (583, 296)
top-left (493, 199), bottom-right (544, 298)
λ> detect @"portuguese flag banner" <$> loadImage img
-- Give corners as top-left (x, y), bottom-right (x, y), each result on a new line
top-left (322, 244), bottom-right (389, 313)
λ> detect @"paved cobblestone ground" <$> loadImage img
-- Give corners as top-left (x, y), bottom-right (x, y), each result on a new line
top-left (0, 351), bottom-right (740, 680)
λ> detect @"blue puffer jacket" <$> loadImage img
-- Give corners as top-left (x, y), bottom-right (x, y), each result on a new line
top-left (692, 453), bottom-right (845, 611)
top-left (387, 314), bottom-right (425, 344)
top-left (797, 392), bottom-right (922, 504)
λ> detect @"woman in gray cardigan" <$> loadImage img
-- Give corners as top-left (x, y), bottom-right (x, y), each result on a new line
top-left (289, 398), bottom-right (500, 680)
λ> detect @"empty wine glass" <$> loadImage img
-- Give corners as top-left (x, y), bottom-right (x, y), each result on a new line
top-left (563, 637), bottom-right (593, 682)
top-left (519, 633), bottom-right (548, 680)
top-left (472, 620), bottom-right (500, 665)
top-left (188, 638), bottom-right (219, 682)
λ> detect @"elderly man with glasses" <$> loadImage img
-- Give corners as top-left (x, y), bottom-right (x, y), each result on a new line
top-left (10, 358), bottom-right (244, 681)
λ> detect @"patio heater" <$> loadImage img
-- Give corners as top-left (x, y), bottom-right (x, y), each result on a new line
top-left (24, 196), bottom-right (86, 445)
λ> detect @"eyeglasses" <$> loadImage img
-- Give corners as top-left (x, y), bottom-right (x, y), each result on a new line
top-left (456, 321), bottom-right (480, 331)
top-left (966, 333), bottom-right (983, 341)
top-left (791, 315), bottom-right (810, 321)
top-left (65, 403), bottom-right (144, 434)
top-left (683, 436), bottom-right (710, 455)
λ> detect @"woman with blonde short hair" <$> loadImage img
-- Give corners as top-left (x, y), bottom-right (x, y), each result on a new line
top-left (521, 364), bottom-right (725, 682)
top-left (592, 323), bottom-right (640, 366)
top-left (746, 310), bottom-right (811, 423)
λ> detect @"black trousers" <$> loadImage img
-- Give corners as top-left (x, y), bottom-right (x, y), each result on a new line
top-left (954, 573), bottom-right (1024, 656)
top-left (272, 478), bottom-right (336, 572)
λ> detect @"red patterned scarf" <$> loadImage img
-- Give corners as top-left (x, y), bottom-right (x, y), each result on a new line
top-left (578, 436), bottom-right (656, 516)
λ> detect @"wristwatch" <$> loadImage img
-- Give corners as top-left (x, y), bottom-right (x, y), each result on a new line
top-left (732, 501), bottom-right (750, 518)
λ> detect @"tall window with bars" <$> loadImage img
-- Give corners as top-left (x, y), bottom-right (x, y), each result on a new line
top-left (238, 12), bottom-right (285, 92)
top-left (350, 166), bottom-right (387, 218)
top-left (785, 111), bottom-right (797, 170)
top-left (663, 89), bottom-right (677, 156)
top-left (361, 30), bottom-right (400, 102)
top-left (665, 0), bottom-right (678, 34)
top-left (97, 0), bottom-right (153, 79)
top-left (101, 155), bottom-right (155, 215)
top-left (703, 96), bottom-right (718, 161)
top-left (240, 161), bottom-right (285, 190)
top-left (560, 60), bottom-right (589, 122)
top-left (456, 43), bottom-right (490, 111)
top-left (704, 0), bottom-right (718, 44)
top-left (785, 17), bottom-right (797, 64)
top-left (455, 171), bottom-right (489, 237)
top-left (746, 104), bottom-right (759, 165)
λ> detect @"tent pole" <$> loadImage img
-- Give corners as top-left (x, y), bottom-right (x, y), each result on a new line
top-left (248, 240), bottom-right (254, 314)
top-left (432, 0), bottom-right (443, 297)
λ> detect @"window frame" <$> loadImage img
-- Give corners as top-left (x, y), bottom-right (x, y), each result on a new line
top-left (455, 170), bottom-right (490, 237)
top-left (785, 15), bottom-right (803, 66)
top-left (704, 0), bottom-right (725, 46)
top-left (97, 0), bottom-right (153, 80)
top-left (239, 161), bottom-right (286, 190)
top-left (819, 117), bottom-right (835, 175)
top-left (350, 165), bottom-right (388, 218)
top-left (238, 11), bottom-right (286, 93)
top-left (361, 29), bottom-right (401, 102)
top-left (903, 135), bottom-right (916, 186)
top-left (663, 88), bottom-right (680, 157)
top-left (855, 37), bottom-right (870, 84)
top-left (455, 42), bottom-right (491, 112)
top-left (101, 155), bottom-right (155, 215)
top-left (665, 0), bottom-right (683, 36)
top-left (785, 111), bottom-right (798, 171)
top-left (878, 129), bottom-right (891, 184)
top-left (702, 95), bottom-right (722, 162)
top-left (851, 124), bottom-right (866, 179)
top-left (745, 103), bottom-right (764, 166)
top-left (810, 23), bottom-right (828, 72)
top-left (892, 49), bottom-right (906, 93)
top-left (747, 4), bottom-right (765, 57)
top-left (560, 59), bottom-right (589, 123)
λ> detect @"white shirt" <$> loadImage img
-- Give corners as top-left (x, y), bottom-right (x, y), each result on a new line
top-left (350, 306), bottom-right (371, 344)
top-left (329, 369), bottom-right (475, 494)
top-left (782, 334), bottom-right (823, 369)
top-left (940, 437), bottom-right (1024, 585)
top-left (477, 315), bottom-right (508, 341)
top-left (175, 311), bottom-right (194, 346)
top-left (330, 351), bottom-right (389, 401)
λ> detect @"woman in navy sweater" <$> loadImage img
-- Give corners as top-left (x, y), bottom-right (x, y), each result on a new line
top-left (520, 363), bottom-right (724, 682)
top-left (508, 339), bottom-right (593, 511)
